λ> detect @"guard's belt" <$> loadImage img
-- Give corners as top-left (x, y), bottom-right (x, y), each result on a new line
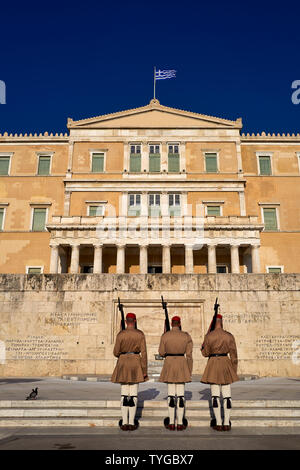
top-left (209, 353), bottom-right (227, 357)
top-left (120, 352), bottom-right (140, 355)
top-left (165, 354), bottom-right (185, 357)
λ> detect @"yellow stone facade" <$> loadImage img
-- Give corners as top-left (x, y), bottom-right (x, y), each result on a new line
top-left (1, 99), bottom-right (300, 275)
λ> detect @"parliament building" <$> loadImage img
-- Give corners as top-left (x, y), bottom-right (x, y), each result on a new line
top-left (1, 99), bottom-right (300, 276)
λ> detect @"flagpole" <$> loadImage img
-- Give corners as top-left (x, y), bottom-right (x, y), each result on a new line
top-left (153, 66), bottom-right (156, 99)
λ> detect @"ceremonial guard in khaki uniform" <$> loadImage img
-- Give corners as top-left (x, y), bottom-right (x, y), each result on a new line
top-left (158, 315), bottom-right (193, 431)
top-left (201, 312), bottom-right (238, 431)
top-left (111, 312), bottom-right (148, 431)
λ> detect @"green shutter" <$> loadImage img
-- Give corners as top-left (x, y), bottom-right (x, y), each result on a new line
top-left (259, 156), bottom-right (271, 175)
top-left (268, 267), bottom-right (281, 273)
top-left (263, 208), bottom-right (278, 230)
top-left (129, 154), bottom-right (141, 172)
top-left (0, 157), bottom-right (10, 175)
top-left (92, 153), bottom-right (104, 172)
top-left (0, 208), bottom-right (4, 230)
top-left (32, 208), bottom-right (46, 231)
top-left (38, 156), bottom-right (51, 175)
top-left (149, 154), bottom-right (160, 172)
top-left (205, 154), bottom-right (217, 173)
top-left (168, 153), bottom-right (180, 172)
top-left (28, 267), bottom-right (42, 274)
top-left (89, 206), bottom-right (103, 216)
top-left (207, 206), bottom-right (221, 216)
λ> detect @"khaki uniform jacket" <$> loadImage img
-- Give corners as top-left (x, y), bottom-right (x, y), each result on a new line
top-left (111, 328), bottom-right (148, 384)
top-left (158, 327), bottom-right (193, 383)
top-left (201, 328), bottom-right (239, 385)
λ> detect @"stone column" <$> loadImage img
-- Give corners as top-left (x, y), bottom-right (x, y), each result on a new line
top-left (116, 244), bottom-right (126, 274)
top-left (49, 245), bottom-right (59, 273)
top-left (70, 243), bottom-right (80, 273)
top-left (207, 244), bottom-right (217, 273)
top-left (139, 245), bottom-right (148, 274)
top-left (93, 244), bottom-right (103, 273)
top-left (185, 244), bottom-right (194, 274)
top-left (251, 244), bottom-right (261, 273)
top-left (230, 244), bottom-right (240, 273)
top-left (162, 244), bottom-right (171, 273)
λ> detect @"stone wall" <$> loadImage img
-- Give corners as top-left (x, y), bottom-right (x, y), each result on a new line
top-left (0, 274), bottom-right (300, 378)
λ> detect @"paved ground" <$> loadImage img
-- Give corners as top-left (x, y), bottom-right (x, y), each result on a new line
top-left (0, 376), bottom-right (299, 452)
top-left (0, 375), bottom-right (300, 401)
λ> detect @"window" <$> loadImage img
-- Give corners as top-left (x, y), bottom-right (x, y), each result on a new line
top-left (0, 156), bottom-right (10, 175)
top-left (88, 205), bottom-right (104, 216)
top-left (169, 193), bottom-right (181, 216)
top-left (168, 143), bottom-right (180, 173)
top-left (205, 153), bottom-right (218, 173)
top-left (0, 208), bottom-right (4, 230)
top-left (267, 266), bottom-right (283, 273)
top-left (37, 155), bottom-right (51, 175)
top-left (263, 207), bottom-right (278, 231)
top-left (259, 155), bottom-right (271, 175)
top-left (91, 152), bottom-right (104, 173)
top-left (217, 265), bottom-right (227, 273)
top-left (129, 144), bottom-right (141, 172)
top-left (27, 267), bottom-right (43, 274)
top-left (128, 193), bottom-right (141, 216)
top-left (32, 208), bottom-right (47, 231)
top-left (206, 205), bottom-right (221, 216)
top-left (148, 193), bottom-right (161, 216)
top-left (149, 144), bottom-right (160, 172)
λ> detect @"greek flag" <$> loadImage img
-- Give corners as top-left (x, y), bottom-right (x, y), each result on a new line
top-left (155, 69), bottom-right (176, 80)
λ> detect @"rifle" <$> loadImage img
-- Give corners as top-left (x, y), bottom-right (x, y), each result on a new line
top-left (209, 297), bottom-right (220, 333)
top-left (118, 297), bottom-right (126, 331)
top-left (161, 295), bottom-right (170, 332)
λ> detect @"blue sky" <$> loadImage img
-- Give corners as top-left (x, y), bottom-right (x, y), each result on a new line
top-left (0, 0), bottom-right (299, 134)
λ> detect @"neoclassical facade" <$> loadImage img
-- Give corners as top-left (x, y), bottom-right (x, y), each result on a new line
top-left (1, 99), bottom-right (300, 275)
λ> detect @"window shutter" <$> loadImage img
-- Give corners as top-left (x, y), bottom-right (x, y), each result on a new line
top-left (205, 154), bottom-right (217, 173)
top-left (92, 153), bottom-right (104, 172)
top-left (32, 208), bottom-right (46, 231)
top-left (207, 205), bottom-right (221, 216)
top-left (89, 206), bottom-right (103, 216)
top-left (268, 267), bottom-right (282, 273)
top-left (263, 208), bottom-right (278, 230)
top-left (0, 157), bottom-right (10, 175)
top-left (38, 156), bottom-right (51, 175)
top-left (149, 154), bottom-right (160, 172)
top-left (259, 156), bottom-right (271, 175)
top-left (0, 208), bottom-right (4, 230)
top-left (168, 153), bottom-right (180, 172)
top-left (28, 267), bottom-right (42, 274)
top-left (130, 154), bottom-right (141, 172)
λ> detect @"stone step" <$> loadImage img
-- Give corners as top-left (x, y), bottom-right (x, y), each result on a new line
top-left (0, 407), bottom-right (300, 419)
top-left (1, 416), bottom-right (300, 428)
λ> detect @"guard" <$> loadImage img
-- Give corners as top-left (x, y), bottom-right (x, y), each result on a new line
top-left (201, 312), bottom-right (238, 431)
top-left (158, 315), bottom-right (193, 431)
top-left (111, 312), bottom-right (148, 431)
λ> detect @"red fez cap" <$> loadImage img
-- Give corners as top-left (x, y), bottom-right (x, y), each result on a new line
top-left (126, 312), bottom-right (136, 320)
top-left (172, 315), bottom-right (181, 323)
top-left (216, 314), bottom-right (223, 319)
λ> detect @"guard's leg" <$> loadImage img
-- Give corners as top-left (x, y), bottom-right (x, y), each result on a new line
top-left (175, 383), bottom-right (185, 428)
top-left (128, 384), bottom-right (138, 428)
top-left (167, 383), bottom-right (176, 428)
top-left (120, 384), bottom-right (130, 428)
top-left (221, 384), bottom-right (232, 429)
top-left (210, 384), bottom-right (222, 430)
